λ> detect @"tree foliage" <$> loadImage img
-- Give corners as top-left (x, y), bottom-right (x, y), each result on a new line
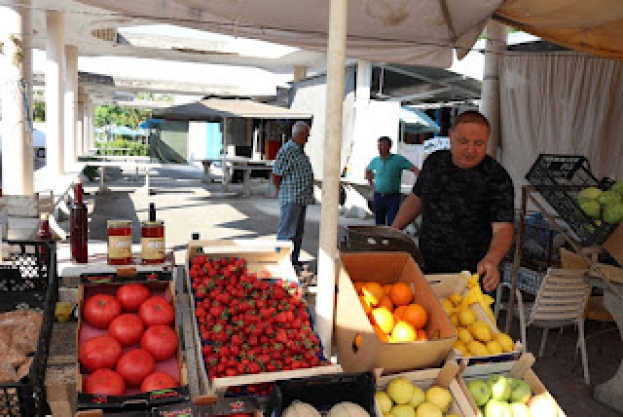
top-left (95, 105), bottom-right (151, 128)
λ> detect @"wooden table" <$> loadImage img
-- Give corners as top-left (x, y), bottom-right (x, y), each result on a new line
top-left (199, 157), bottom-right (273, 196)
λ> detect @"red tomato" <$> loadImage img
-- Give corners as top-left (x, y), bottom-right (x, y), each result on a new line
top-left (141, 324), bottom-right (178, 361)
top-left (116, 348), bottom-right (155, 386)
top-left (116, 284), bottom-right (151, 311)
top-left (139, 296), bottom-right (175, 327)
top-left (139, 372), bottom-right (179, 393)
top-left (79, 335), bottom-right (122, 373)
top-left (109, 314), bottom-right (144, 347)
top-left (83, 369), bottom-right (126, 396)
top-left (83, 294), bottom-right (122, 329)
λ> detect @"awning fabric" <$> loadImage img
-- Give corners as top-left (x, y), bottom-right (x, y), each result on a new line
top-left (494, 0), bottom-right (623, 61)
top-left (154, 97), bottom-right (313, 121)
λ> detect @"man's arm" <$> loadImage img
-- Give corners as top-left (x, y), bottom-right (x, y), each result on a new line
top-left (271, 173), bottom-right (282, 198)
top-left (365, 168), bottom-right (374, 188)
top-left (409, 165), bottom-right (420, 176)
top-left (477, 222), bottom-right (514, 292)
top-left (391, 193), bottom-right (423, 230)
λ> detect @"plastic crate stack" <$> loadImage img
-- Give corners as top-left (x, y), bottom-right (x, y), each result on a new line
top-left (525, 154), bottom-right (617, 246)
top-left (0, 241), bottom-right (57, 417)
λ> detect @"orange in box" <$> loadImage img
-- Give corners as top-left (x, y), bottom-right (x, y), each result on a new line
top-left (335, 252), bottom-right (457, 375)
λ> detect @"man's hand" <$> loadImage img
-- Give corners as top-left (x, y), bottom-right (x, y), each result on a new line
top-left (477, 258), bottom-right (500, 293)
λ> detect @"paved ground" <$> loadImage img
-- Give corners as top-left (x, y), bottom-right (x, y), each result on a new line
top-left (55, 164), bottom-right (622, 417)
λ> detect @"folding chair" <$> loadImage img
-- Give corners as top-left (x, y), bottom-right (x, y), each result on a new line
top-left (515, 268), bottom-right (591, 385)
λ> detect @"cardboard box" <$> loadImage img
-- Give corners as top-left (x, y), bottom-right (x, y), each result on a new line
top-left (459, 353), bottom-right (566, 417)
top-left (76, 270), bottom-right (189, 415)
top-left (186, 239), bottom-right (342, 395)
top-left (426, 273), bottom-right (523, 364)
top-left (376, 361), bottom-right (478, 417)
top-left (603, 223), bottom-right (623, 267)
top-left (335, 252), bottom-right (457, 375)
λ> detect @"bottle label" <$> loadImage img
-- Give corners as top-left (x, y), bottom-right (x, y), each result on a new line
top-left (108, 236), bottom-right (132, 259)
top-left (141, 237), bottom-right (165, 261)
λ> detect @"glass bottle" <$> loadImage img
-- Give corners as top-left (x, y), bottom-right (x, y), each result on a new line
top-left (36, 213), bottom-right (53, 240)
top-left (149, 202), bottom-right (156, 222)
top-left (70, 179), bottom-right (89, 263)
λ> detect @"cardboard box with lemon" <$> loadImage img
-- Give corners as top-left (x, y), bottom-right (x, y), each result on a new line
top-left (426, 272), bottom-right (522, 364)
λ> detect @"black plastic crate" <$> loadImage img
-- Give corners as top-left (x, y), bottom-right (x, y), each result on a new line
top-left (0, 241), bottom-right (56, 417)
top-left (340, 226), bottom-right (424, 267)
top-left (525, 154), bottom-right (617, 246)
top-left (269, 372), bottom-right (377, 417)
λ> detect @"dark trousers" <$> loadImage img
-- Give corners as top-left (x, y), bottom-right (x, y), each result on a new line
top-left (373, 192), bottom-right (401, 226)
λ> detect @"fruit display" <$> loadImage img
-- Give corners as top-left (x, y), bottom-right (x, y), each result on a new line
top-left (466, 374), bottom-right (560, 417)
top-left (578, 180), bottom-right (623, 224)
top-left (354, 280), bottom-right (430, 343)
top-left (282, 401), bottom-right (370, 417)
top-left (376, 376), bottom-right (460, 417)
top-left (78, 282), bottom-right (183, 397)
top-left (188, 254), bottom-right (330, 392)
top-left (433, 272), bottom-right (518, 359)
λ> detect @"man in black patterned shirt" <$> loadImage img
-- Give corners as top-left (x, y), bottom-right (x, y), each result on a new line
top-left (392, 111), bottom-right (514, 292)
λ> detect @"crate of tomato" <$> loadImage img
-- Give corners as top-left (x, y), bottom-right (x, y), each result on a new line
top-left (0, 241), bottom-right (56, 417)
top-left (186, 240), bottom-right (342, 396)
top-left (76, 269), bottom-right (189, 414)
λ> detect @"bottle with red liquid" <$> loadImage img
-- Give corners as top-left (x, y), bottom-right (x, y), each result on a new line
top-left (70, 179), bottom-right (88, 263)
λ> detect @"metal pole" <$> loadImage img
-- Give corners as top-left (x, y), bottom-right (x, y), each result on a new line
top-left (315, 0), bottom-right (348, 359)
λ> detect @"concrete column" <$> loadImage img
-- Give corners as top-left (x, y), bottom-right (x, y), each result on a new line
top-left (315, 0), bottom-right (347, 358)
top-left (479, 21), bottom-right (507, 157)
top-left (45, 10), bottom-right (65, 175)
top-left (293, 66), bottom-right (308, 82)
top-left (65, 44), bottom-right (78, 162)
top-left (0, 0), bottom-right (34, 195)
top-left (85, 97), bottom-right (95, 151)
top-left (76, 87), bottom-right (85, 154)
top-left (355, 60), bottom-right (371, 103)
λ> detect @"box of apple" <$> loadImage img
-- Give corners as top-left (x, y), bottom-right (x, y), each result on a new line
top-left (375, 361), bottom-right (477, 417)
top-left (461, 353), bottom-right (565, 417)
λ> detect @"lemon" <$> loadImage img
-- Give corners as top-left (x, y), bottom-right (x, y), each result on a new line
top-left (440, 299), bottom-right (455, 315)
top-left (467, 340), bottom-right (489, 356)
top-left (415, 401), bottom-right (442, 417)
top-left (448, 293), bottom-right (463, 307)
top-left (457, 327), bottom-right (473, 344)
top-left (486, 340), bottom-right (504, 355)
top-left (453, 340), bottom-right (468, 356)
top-left (457, 307), bottom-right (476, 327)
top-left (470, 321), bottom-right (492, 342)
top-left (375, 391), bottom-right (394, 414)
top-left (495, 332), bottom-right (515, 352)
top-left (450, 314), bottom-right (459, 327)
top-left (425, 386), bottom-right (452, 412)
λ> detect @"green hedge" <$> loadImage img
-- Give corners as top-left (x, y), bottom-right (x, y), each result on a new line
top-left (95, 139), bottom-right (148, 156)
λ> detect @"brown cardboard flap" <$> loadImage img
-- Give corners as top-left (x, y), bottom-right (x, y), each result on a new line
top-left (510, 352), bottom-right (536, 379)
top-left (603, 223), bottom-right (623, 267)
top-left (433, 361), bottom-right (460, 389)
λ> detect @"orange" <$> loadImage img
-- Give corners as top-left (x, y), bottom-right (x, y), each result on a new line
top-left (359, 296), bottom-right (372, 316)
top-left (416, 329), bottom-right (428, 341)
top-left (362, 282), bottom-right (385, 307)
top-left (391, 321), bottom-right (417, 342)
top-left (389, 282), bottom-right (413, 306)
top-left (382, 283), bottom-right (393, 295)
top-left (402, 303), bottom-right (428, 329)
top-left (373, 325), bottom-right (389, 342)
top-left (353, 281), bottom-right (365, 295)
top-left (393, 305), bottom-right (408, 321)
top-left (377, 296), bottom-right (395, 312)
top-left (370, 307), bottom-right (395, 334)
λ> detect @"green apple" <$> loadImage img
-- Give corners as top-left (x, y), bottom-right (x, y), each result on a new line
top-left (391, 404), bottom-right (416, 417)
top-left (509, 379), bottom-right (532, 404)
top-left (466, 379), bottom-right (491, 407)
top-left (387, 378), bottom-right (415, 405)
top-left (375, 391), bottom-right (394, 414)
top-left (484, 398), bottom-right (512, 417)
top-left (527, 393), bottom-right (558, 417)
top-left (409, 386), bottom-right (426, 408)
top-left (510, 402), bottom-right (532, 417)
top-left (486, 375), bottom-right (511, 402)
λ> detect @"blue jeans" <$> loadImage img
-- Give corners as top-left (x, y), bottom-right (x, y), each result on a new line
top-left (277, 202), bottom-right (307, 265)
top-left (374, 192), bottom-right (401, 226)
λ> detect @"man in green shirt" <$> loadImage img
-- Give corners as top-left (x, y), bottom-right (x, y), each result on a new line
top-left (365, 136), bottom-right (419, 226)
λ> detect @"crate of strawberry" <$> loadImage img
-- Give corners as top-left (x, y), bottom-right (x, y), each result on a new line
top-left (186, 240), bottom-right (342, 395)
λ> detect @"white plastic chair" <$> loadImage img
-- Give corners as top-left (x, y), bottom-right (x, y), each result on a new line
top-left (515, 268), bottom-right (592, 385)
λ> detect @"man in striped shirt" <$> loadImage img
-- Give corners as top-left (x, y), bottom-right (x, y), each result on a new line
top-left (272, 121), bottom-right (315, 266)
